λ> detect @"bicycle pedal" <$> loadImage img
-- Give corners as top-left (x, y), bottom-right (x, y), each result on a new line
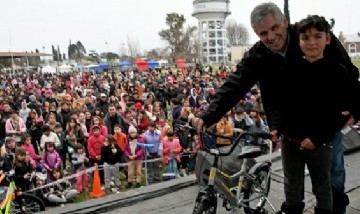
top-left (222, 199), bottom-right (232, 211)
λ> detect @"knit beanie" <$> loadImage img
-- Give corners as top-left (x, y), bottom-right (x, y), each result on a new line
top-left (128, 125), bottom-right (137, 133)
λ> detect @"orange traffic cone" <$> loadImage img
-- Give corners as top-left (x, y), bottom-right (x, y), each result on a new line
top-left (90, 163), bottom-right (105, 198)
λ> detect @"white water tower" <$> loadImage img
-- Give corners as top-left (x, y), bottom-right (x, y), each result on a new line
top-left (192, 0), bottom-right (231, 64)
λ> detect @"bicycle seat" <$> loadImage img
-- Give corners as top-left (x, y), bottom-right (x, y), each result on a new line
top-left (237, 145), bottom-right (263, 159)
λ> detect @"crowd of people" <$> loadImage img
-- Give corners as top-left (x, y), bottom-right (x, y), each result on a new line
top-left (0, 60), bottom-right (268, 206)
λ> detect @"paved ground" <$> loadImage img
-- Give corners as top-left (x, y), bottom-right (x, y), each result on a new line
top-left (38, 148), bottom-right (360, 214)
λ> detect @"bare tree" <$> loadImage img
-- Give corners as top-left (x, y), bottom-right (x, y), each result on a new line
top-left (126, 35), bottom-right (140, 61)
top-left (226, 19), bottom-right (249, 46)
top-left (146, 48), bottom-right (162, 60)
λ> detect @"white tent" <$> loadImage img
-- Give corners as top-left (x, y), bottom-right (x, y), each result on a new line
top-left (58, 64), bottom-right (72, 73)
top-left (85, 64), bottom-right (99, 69)
top-left (42, 65), bottom-right (56, 74)
top-left (158, 59), bottom-right (168, 67)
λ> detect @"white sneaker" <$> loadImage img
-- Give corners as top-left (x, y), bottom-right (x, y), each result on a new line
top-left (181, 169), bottom-right (188, 176)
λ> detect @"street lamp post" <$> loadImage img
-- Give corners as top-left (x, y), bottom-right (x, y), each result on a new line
top-left (42, 46), bottom-right (46, 64)
top-left (105, 42), bottom-right (108, 61)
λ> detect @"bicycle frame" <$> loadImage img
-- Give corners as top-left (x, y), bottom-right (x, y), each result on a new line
top-left (177, 123), bottom-right (277, 213)
top-left (0, 180), bottom-right (17, 214)
top-left (206, 153), bottom-right (272, 209)
top-left (198, 130), bottom-right (278, 213)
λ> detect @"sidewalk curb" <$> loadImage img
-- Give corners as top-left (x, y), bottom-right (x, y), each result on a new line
top-left (39, 175), bottom-right (198, 214)
top-left (39, 153), bottom-right (283, 214)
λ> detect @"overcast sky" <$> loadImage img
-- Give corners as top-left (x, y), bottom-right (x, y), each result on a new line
top-left (0, 0), bottom-right (359, 55)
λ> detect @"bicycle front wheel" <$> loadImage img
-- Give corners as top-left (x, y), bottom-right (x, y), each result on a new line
top-left (11, 193), bottom-right (46, 214)
top-left (242, 168), bottom-right (271, 214)
top-left (193, 192), bottom-right (217, 214)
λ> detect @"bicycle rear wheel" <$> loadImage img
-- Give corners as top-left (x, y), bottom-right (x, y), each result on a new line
top-left (243, 168), bottom-right (271, 214)
top-left (11, 193), bottom-right (46, 214)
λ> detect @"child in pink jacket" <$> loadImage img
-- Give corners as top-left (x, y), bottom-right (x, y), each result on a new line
top-left (42, 141), bottom-right (62, 181)
top-left (162, 131), bottom-right (182, 177)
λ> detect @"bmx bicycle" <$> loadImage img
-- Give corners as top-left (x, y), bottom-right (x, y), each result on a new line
top-left (179, 124), bottom-right (279, 214)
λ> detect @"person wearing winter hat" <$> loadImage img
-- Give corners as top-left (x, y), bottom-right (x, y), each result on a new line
top-left (128, 125), bottom-right (137, 133)
top-left (124, 125), bottom-right (144, 188)
top-left (28, 95), bottom-right (41, 116)
top-left (29, 95), bottom-right (37, 103)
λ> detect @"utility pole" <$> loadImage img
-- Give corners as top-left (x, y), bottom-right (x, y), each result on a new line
top-left (105, 42), bottom-right (109, 61)
top-left (284, 0), bottom-right (290, 23)
top-left (8, 31), bottom-right (14, 73)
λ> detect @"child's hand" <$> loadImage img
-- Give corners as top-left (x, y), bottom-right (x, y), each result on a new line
top-left (24, 173), bottom-right (30, 179)
top-left (104, 141), bottom-right (109, 146)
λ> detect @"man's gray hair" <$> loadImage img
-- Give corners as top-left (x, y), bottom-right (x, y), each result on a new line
top-left (250, 2), bottom-right (285, 30)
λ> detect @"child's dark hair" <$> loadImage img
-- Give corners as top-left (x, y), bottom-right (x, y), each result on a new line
top-left (106, 135), bottom-right (117, 145)
top-left (296, 15), bottom-right (331, 34)
top-left (20, 134), bottom-right (32, 145)
top-left (54, 123), bottom-right (62, 129)
top-left (73, 143), bottom-right (83, 152)
top-left (44, 141), bottom-right (55, 152)
top-left (14, 148), bottom-right (27, 166)
top-left (41, 125), bottom-right (51, 132)
top-left (114, 124), bottom-right (122, 130)
top-left (167, 131), bottom-right (174, 137)
top-left (15, 148), bottom-right (27, 156)
top-left (52, 168), bottom-right (63, 179)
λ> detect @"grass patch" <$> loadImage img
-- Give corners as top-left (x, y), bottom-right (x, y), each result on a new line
top-left (73, 191), bottom-right (91, 203)
top-left (352, 59), bottom-right (360, 69)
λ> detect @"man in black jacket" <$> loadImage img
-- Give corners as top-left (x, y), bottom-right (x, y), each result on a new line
top-left (192, 2), bottom-right (359, 214)
top-left (103, 104), bottom-right (129, 135)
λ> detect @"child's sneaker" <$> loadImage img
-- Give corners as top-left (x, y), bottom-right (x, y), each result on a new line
top-left (117, 185), bottom-right (125, 191)
top-left (181, 169), bottom-right (188, 176)
top-left (135, 183), bottom-right (141, 188)
top-left (127, 182), bottom-right (133, 188)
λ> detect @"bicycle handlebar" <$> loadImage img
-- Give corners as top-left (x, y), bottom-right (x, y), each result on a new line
top-left (176, 123), bottom-right (273, 157)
